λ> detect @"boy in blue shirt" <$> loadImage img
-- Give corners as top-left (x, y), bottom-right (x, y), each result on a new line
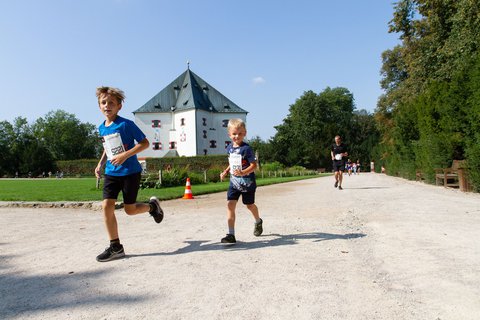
top-left (94, 87), bottom-right (164, 262)
top-left (220, 119), bottom-right (263, 244)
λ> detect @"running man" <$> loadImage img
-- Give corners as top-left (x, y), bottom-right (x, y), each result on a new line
top-left (331, 135), bottom-right (348, 190)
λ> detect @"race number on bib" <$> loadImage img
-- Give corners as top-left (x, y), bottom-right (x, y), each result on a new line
top-left (335, 154), bottom-right (343, 161)
top-left (229, 153), bottom-right (242, 175)
top-left (103, 133), bottom-right (125, 160)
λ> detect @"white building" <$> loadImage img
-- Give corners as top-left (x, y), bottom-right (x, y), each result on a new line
top-left (133, 68), bottom-right (248, 159)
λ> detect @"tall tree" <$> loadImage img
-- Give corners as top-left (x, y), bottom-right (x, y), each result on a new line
top-left (32, 110), bottom-right (100, 160)
top-left (271, 87), bottom-right (356, 169)
top-left (375, 0), bottom-right (480, 185)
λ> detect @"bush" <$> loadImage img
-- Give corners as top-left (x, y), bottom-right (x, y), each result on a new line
top-left (160, 168), bottom-right (189, 187)
top-left (261, 161), bottom-right (284, 172)
top-left (146, 155), bottom-right (226, 172)
top-left (206, 168), bottom-right (222, 183)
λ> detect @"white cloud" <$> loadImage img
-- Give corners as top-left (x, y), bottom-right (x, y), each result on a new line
top-left (252, 76), bottom-right (266, 85)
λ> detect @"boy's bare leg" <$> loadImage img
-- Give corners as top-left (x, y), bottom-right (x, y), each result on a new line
top-left (103, 199), bottom-right (119, 240)
top-left (124, 203), bottom-right (150, 215)
top-left (227, 200), bottom-right (237, 231)
top-left (246, 203), bottom-right (260, 221)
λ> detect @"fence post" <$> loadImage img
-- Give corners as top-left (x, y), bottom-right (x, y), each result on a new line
top-left (158, 169), bottom-right (162, 186)
top-left (261, 170), bottom-right (264, 179)
top-left (204, 170), bottom-right (207, 183)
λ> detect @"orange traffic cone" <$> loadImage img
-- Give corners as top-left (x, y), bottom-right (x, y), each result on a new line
top-left (182, 178), bottom-right (194, 199)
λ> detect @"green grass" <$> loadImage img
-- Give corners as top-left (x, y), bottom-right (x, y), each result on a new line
top-left (0, 174), bottom-right (329, 202)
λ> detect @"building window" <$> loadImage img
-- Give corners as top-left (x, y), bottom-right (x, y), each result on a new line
top-left (209, 140), bottom-right (217, 148)
top-left (203, 130), bottom-right (207, 139)
top-left (153, 142), bottom-right (162, 150)
top-left (222, 119), bottom-right (229, 127)
top-left (203, 149), bottom-right (208, 155)
top-left (225, 141), bottom-right (230, 148)
top-left (202, 118), bottom-right (207, 126)
top-left (152, 120), bottom-right (161, 128)
top-left (169, 141), bottom-right (176, 149)
top-left (180, 118), bottom-right (186, 126)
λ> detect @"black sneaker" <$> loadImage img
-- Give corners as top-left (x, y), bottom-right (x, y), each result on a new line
top-left (334, 181), bottom-right (338, 188)
top-left (338, 186), bottom-right (343, 190)
top-left (149, 196), bottom-right (164, 223)
top-left (96, 244), bottom-right (125, 262)
top-left (254, 219), bottom-right (263, 236)
top-left (221, 234), bottom-right (236, 244)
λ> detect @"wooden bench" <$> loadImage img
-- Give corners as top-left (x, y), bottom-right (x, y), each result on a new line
top-left (435, 160), bottom-right (464, 188)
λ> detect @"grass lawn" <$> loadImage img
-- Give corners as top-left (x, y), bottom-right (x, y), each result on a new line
top-left (0, 174), bottom-right (329, 202)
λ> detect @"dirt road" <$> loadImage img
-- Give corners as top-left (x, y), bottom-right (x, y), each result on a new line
top-left (1, 173), bottom-right (479, 319)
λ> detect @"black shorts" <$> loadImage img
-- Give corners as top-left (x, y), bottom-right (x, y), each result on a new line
top-left (333, 160), bottom-right (345, 172)
top-left (103, 173), bottom-right (142, 204)
top-left (227, 186), bottom-right (256, 205)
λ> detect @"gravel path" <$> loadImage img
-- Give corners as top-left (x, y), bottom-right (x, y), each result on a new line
top-left (1, 173), bottom-right (479, 319)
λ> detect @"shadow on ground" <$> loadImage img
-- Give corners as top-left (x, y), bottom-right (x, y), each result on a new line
top-left (128, 232), bottom-right (366, 258)
top-left (342, 187), bottom-right (390, 190)
top-left (0, 254), bottom-right (149, 319)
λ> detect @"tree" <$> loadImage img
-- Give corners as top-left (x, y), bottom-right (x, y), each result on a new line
top-left (32, 110), bottom-right (100, 160)
top-left (3, 117), bottom-right (55, 176)
top-left (0, 121), bottom-right (15, 176)
top-left (245, 135), bottom-right (275, 166)
top-left (271, 87), bottom-right (356, 169)
top-left (375, 0), bottom-right (480, 186)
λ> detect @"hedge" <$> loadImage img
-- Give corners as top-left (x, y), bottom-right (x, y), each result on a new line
top-left (55, 155), bottom-right (229, 177)
top-left (145, 155), bottom-right (227, 172)
top-left (56, 159), bottom-right (98, 176)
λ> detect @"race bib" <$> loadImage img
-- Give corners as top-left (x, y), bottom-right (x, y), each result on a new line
top-left (229, 153), bottom-right (242, 175)
top-left (103, 133), bottom-right (125, 160)
top-left (335, 154), bottom-right (343, 161)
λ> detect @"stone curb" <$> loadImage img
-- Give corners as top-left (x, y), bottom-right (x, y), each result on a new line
top-left (0, 201), bottom-right (124, 211)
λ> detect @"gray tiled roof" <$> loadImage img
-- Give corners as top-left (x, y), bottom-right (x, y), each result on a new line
top-left (133, 69), bottom-right (247, 114)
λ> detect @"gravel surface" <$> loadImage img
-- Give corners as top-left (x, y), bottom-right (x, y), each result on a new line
top-left (1, 173), bottom-right (479, 319)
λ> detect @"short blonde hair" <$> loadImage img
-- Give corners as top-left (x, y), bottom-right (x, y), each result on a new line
top-left (227, 118), bottom-right (246, 131)
top-left (96, 86), bottom-right (125, 104)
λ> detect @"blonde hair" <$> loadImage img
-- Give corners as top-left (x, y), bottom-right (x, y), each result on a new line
top-left (96, 86), bottom-right (125, 104)
top-left (227, 118), bottom-right (246, 131)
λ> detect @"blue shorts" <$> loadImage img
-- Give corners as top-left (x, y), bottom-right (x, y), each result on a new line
top-left (227, 186), bottom-right (256, 205)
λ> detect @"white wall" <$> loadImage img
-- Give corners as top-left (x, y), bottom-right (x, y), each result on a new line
top-left (173, 110), bottom-right (197, 157)
top-left (196, 111), bottom-right (247, 156)
top-left (134, 112), bottom-right (172, 159)
top-left (135, 111), bottom-right (247, 158)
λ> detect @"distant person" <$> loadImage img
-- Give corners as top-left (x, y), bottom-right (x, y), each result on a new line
top-left (346, 159), bottom-right (353, 176)
top-left (94, 86), bottom-right (164, 262)
top-left (352, 162), bottom-right (357, 175)
top-left (331, 135), bottom-right (348, 190)
top-left (219, 118), bottom-right (263, 244)
top-left (356, 160), bottom-right (361, 174)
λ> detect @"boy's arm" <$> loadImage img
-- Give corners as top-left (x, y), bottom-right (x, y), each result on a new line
top-left (220, 165), bottom-right (230, 181)
top-left (233, 161), bottom-right (257, 176)
top-left (110, 138), bottom-right (149, 166)
top-left (95, 150), bottom-right (107, 178)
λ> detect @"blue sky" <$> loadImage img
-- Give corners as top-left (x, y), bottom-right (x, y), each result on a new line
top-left (0, 0), bottom-right (400, 139)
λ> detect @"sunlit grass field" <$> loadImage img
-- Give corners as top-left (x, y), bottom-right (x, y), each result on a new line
top-left (0, 174), bottom-right (328, 202)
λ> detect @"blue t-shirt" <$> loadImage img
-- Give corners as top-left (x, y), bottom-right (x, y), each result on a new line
top-left (99, 116), bottom-right (146, 176)
top-left (226, 142), bottom-right (257, 192)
